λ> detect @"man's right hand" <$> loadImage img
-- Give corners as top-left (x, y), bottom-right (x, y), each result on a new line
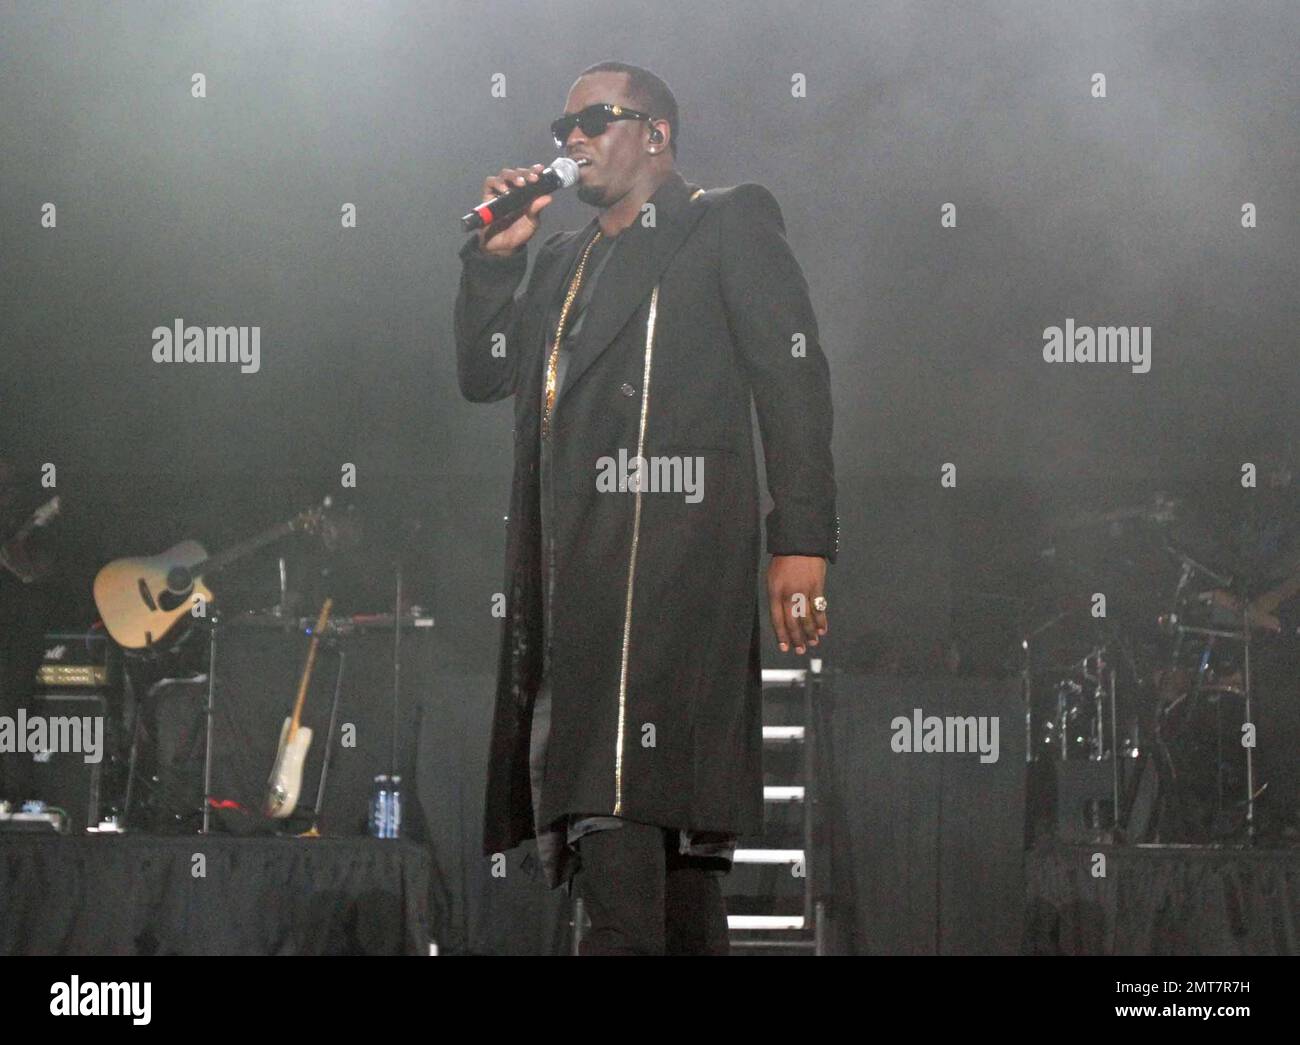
top-left (477, 164), bottom-right (554, 255)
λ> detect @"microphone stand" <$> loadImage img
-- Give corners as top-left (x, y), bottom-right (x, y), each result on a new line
top-left (200, 612), bottom-right (219, 835)
top-left (390, 562), bottom-right (402, 783)
top-left (386, 520), bottom-right (422, 834)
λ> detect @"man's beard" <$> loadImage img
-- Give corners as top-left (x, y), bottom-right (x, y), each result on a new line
top-left (575, 183), bottom-right (607, 207)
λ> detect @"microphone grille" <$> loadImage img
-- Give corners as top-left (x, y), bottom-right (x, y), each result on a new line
top-left (551, 157), bottom-right (581, 188)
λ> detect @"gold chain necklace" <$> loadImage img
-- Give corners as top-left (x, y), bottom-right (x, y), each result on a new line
top-left (542, 229), bottom-right (603, 439)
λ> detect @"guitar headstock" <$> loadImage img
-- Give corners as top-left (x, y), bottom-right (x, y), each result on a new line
top-left (32, 496), bottom-right (61, 528)
top-left (290, 496), bottom-right (362, 553)
top-left (325, 499), bottom-right (365, 553)
top-left (290, 496), bottom-right (333, 536)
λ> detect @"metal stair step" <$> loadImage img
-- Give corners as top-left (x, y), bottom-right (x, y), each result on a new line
top-left (733, 848), bottom-right (804, 865)
top-left (728, 914), bottom-right (806, 931)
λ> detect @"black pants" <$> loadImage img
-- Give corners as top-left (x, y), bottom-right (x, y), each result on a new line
top-left (574, 820), bottom-right (730, 955)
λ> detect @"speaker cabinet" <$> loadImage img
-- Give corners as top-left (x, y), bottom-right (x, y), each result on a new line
top-left (24, 691), bottom-right (107, 832)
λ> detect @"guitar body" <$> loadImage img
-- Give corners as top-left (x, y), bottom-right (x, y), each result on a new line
top-left (93, 540), bottom-right (214, 649)
top-left (265, 718), bottom-right (314, 818)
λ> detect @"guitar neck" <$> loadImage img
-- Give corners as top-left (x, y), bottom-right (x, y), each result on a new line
top-left (4, 497), bottom-right (59, 548)
top-left (197, 520), bottom-right (297, 576)
top-left (289, 599), bottom-right (333, 732)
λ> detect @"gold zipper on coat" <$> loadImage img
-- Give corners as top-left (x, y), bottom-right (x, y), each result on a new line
top-left (613, 282), bottom-right (660, 815)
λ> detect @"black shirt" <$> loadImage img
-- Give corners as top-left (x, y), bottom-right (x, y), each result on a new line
top-left (539, 228), bottom-right (620, 667)
top-left (538, 228), bottom-right (620, 417)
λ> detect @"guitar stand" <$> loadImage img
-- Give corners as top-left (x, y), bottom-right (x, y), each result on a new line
top-left (302, 637), bottom-right (346, 836)
top-left (192, 612), bottom-right (348, 838)
top-left (200, 615), bottom-right (220, 835)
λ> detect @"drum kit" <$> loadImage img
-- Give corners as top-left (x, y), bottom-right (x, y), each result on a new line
top-left (1018, 493), bottom-right (1297, 845)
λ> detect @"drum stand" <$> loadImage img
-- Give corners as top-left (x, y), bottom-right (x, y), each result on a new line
top-left (1156, 549), bottom-right (1259, 841)
top-left (1022, 625), bottom-right (1121, 841)
top-left (1081, 647), bottom-right (1122, 831)
top-left (1166, 619), bottom-right (1256, 842)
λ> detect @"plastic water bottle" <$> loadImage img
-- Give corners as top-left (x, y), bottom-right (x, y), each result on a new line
top-left (369, 775), bottom-right (390, 838)
top-left (386, 775), bottom-right (402, 839)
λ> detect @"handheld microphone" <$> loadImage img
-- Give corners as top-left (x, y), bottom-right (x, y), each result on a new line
top-left (460, 157), bottom-right (588, 232)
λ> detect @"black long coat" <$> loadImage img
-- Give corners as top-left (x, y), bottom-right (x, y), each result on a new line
top-left (454, 170), bottom-right (838, 856)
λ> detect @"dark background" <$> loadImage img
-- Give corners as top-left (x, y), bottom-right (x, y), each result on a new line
top-left (2, 2), bottom-right (1297, 952)
top-left (3, 1), bottom-right (1297, 651)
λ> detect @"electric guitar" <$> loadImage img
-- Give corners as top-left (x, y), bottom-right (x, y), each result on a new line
top-left (92, 500), bottom-right (328, 649)
top-left (264, 597), bottom-right (332, 819)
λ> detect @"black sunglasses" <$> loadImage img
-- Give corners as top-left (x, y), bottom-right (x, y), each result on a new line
top-left (551, 103), bottom-right (655, 150)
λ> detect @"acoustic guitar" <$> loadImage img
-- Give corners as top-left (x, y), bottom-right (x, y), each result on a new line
top-left (92, 500), bottom-right (328, 649)
top-left (264, 598), bottom-right (333, 819)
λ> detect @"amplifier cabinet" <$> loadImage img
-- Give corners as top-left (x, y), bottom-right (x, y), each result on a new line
top-left (22, 691), bottom-right (107, 832)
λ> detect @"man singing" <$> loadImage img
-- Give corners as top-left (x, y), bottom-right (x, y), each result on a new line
top-left (453, 61), bottom-right (837, 955)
